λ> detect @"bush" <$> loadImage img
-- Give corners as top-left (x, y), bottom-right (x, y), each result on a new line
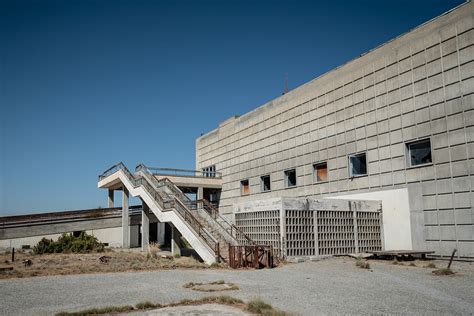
top-left (33, 232), bottom-right (104, 255)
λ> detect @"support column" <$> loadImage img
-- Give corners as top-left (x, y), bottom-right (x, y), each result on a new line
top-left (141, 202), bottom-right (150, 251)
top-left (171, 224), bottom-right (182, 256)
top-left (122, 187), bottom-right (130, 248)
top-left (108, 189), bottom-right (114, 208)
top-left (157, 222), bottom-right (165, 245)
top-left (197, 187), bottom-right (204, 209)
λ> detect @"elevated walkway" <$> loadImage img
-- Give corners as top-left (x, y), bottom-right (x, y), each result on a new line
top-left (98, 163), bottom-right (252, 264)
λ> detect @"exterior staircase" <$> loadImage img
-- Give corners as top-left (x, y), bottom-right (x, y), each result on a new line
top-left (98, 162), bottom-right (253, 264)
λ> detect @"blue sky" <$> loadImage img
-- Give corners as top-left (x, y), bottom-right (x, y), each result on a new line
top-left (0, 0), bottom-right (465, 215)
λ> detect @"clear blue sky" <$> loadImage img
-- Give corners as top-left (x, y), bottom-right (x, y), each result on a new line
top-left (0, 0), bottom-right (464, 215)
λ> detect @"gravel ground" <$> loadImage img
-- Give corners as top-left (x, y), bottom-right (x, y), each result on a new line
top-left (1, 257), bottom-right (473, 315)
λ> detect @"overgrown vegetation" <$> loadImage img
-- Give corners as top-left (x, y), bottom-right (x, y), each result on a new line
top-left (147, 242), bottom-right (161, 259)
top-left (135, 301), bottom-right (160, 309)
top-left (1, 248), bottom-right (210, 279)
top-left (183, 280), bottom-right (239, 292)
top-left (246, 298), bottom-right (287, 315)
top-left (33, 232), bottom-right (104, 255)
top-left (432, 268), bottom-right (455, 275)
top-left (355, 256), bottom-right (370, 269)
top-left (56, 305), bottom-right (134, 316)
top-left (56, 296), bottom-right (290, 316)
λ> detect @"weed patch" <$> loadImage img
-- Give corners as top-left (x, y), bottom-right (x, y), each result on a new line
top-left (56, 296), bottom-right (290, 316)
top-left (432, 268), bottom-right (455, 275)
top-left (183, 280), bottom-right (239, 292)
top-left (56, 305), bottom-right (134, 316)
top-left (355, 257), bottom-right (370, 269)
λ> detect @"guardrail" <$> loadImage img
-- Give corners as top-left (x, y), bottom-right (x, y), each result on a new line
top-left (228, 245), bottom-right (274, 269)
top-left (194, 200), bottom-right (254, 246)
top-left (99, 163), bottom-right (222, 261)
top-left (136, 164), bottom-right (222, 179)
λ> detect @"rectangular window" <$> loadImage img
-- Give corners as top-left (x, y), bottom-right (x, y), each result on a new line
top-left (407, 139), bottom-right (432, 167)
top-left (261, 175), bottom-right (271, 192)
top-left (284, 169), bottom-right (297, 187)
top-left (349, 153), bottom-right (367, 177)
top-left (202, 165), bottom-right (216, 177)
top-left (240, 179), bottom-right (249, 195)
top-left (313, 162), bottom-right (328, 182)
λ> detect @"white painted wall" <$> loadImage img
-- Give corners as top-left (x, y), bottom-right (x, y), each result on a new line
top-left (326, 188), bottom-right (412, 251)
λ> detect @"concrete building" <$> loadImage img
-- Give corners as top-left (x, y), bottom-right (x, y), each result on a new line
top-left (196, 1), bottom-right (474, 258)
top-left (2, 1), bottom-right (473, 262)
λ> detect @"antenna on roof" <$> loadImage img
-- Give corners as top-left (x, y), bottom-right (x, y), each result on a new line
top-left (282, 73), bottom-right (288, 95)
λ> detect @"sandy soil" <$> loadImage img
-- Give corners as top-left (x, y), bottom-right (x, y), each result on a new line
top-left (0, 249), bottom-right (210, 279)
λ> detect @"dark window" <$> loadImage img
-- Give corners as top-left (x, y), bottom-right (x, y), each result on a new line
top-left (349, 153), bottom-right (367, 177)
top-left (407, 139), bottom-right (432, 167)
top-left (202, 165), bottom-right (216, 177)
top-left (313, 162), bottom-right (328, 182)
top-left (241, 179), bottom-right (250, 195)
top-left (72, 231), bottom-right (82, 238)
top-left (261, 175), bottom-right (271, 192)
top-left (285, 169), bottom-right (297, 187)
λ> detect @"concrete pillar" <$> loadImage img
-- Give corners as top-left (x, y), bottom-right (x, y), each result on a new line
top-left (122, 187), bottom-right (130, 248)
top-left (157, 222), bottom-right (165, 245)
top-left (141, 202), bottom-right (150, 251)
top-left (171, 224), bottom-right (182, 256)
top-left (197, 187), bottom-right (204, 209)
top-left (108, 189), bottom-right (114, 208)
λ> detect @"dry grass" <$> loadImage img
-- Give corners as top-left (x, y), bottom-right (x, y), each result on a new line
top-left (0, 249), bottom-right (209, 279)
top-left (56, 296), bottom-right (291, 316)
top-left (355, 257), bottom-right (370, 269)
top-left (56, 305), bottom-right (134, 316)
top-left (424, 262), bottom-right (437, 269)
top-left (432, 268), bottom-right (455, 276)
top-left (147, 242), bottom-right (161, 257)
top-left (183, 280), bottom-right (239, 292)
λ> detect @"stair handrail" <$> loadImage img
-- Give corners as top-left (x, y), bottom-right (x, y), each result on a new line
top-left (100, 163), bottom-right (220, 259)
top-left (136, 164), bottom-right (191, 204)
top-left (136, 163), bottom-right (254, 246)
top-left (198, 199), bottom-right (254, 245)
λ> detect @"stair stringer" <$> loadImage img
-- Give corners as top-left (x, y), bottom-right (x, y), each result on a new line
top-left (98, 170), bottom-right (217, 264)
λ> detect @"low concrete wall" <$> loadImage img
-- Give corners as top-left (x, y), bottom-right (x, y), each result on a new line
top-left (0, 226), bottom-right (130, 251)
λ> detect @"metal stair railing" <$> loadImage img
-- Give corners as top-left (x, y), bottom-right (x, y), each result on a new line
top-left (136, 164), bottom-right (255, 246)
top-left (136, 164), bottom-right (191, 204)
top-left (194, 200), bottom-right (254, 246)
top-left (99, 163), bottom-right (221, 260)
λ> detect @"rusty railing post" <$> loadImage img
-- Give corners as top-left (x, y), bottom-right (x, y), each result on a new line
top-left (448, 248), bottom-right (457, 269)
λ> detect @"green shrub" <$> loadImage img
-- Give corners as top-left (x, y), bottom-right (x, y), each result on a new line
top-left (33, 232), bottom-right (104, 255)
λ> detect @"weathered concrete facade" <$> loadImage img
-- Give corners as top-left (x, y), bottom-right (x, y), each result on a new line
top-left (197, 2), bottom-right (474, 257)
top-left (0, 206), bottom-right (165, 251)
